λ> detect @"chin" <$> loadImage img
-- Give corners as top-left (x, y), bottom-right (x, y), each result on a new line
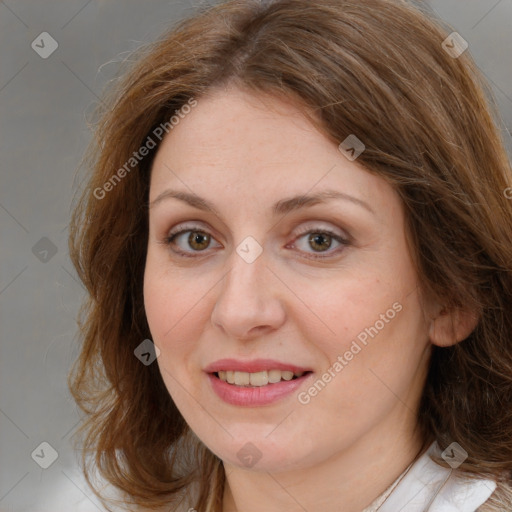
top-left (201, 428), bottom-right (320, 473)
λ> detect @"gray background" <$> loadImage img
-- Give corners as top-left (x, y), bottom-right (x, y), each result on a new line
top-left (1, 1), bottom-right (511, 511)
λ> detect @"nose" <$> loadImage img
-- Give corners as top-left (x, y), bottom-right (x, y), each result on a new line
top-left (210, 248), bottom-right (286, 341)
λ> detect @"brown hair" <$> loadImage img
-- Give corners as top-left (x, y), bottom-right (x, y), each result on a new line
top-left (68, 0), bottom-right (512, 510)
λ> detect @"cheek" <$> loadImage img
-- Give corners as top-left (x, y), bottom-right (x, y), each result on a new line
top-left (298, 271), bottom-right (407, 355)
top-left (308, 288), bottom-right (428, 419)
top-left (143, 258), bottom-right (206, 375)
top-left (144, 248), bottom-right (206, 339)
top-left (143, 266), bottom-right (207, 417)
top-left (298, 264), bottom-right (427, 401)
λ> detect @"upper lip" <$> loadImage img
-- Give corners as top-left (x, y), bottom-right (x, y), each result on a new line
top-left (204, 358), bottom-right (312, 374)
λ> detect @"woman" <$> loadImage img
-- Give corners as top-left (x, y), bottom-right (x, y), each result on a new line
top-left (68, 0), bottom-right (512, 510)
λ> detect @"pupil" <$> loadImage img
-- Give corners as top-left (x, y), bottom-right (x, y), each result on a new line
top-left (310, 233), bottom-right (330, 251)
top-left (190, 231), bottom-right (209, 249)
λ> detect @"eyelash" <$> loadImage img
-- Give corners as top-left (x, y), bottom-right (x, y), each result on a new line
top-left (162, 223), bottom-right (350, 260)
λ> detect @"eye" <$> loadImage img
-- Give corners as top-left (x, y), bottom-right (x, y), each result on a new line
top-left (161, 222), bottom-right (350, 259)
top-left (162, 223), bottom-right (222, 257)
top-left (290, 226), bottom-right (350, 259)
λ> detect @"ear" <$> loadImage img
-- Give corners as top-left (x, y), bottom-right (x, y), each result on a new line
top-left (429, 306), bottom-right (479, 347)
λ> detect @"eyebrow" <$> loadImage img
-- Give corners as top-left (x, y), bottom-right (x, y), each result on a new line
top-left (149, 188), bottom-right (375, 216)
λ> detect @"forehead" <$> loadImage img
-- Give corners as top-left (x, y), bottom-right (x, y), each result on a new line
top-left (148, 87), bottom-right (398, 217)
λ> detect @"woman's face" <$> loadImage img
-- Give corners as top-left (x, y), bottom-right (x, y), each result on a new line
top-left (144, 86), bottom-right (432, 473)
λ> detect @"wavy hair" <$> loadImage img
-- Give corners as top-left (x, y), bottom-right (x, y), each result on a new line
top-left (68, 0), bottom-right (512, 510)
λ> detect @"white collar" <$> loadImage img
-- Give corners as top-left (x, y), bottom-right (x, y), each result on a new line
top-left (373, 442), bottom-right (497, 512)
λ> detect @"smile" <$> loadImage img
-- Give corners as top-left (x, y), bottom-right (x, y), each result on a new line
top-left (216, 369), bottom-right (307, 387)
top-left (204, 359), bottom-right (313, 406)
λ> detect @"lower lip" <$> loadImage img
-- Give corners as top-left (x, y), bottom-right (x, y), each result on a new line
top-left (207, 372), bottom-right (313, 406)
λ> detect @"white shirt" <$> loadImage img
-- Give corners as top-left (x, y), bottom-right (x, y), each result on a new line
top-left (362, 442), bottom-right (497, 512)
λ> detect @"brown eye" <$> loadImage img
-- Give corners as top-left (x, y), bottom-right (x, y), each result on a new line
top-left (307, 233), bottom-right (333, 252)
top-left (163, 225), bottom-right (221, 257)
top-left (292, 228), bottom-right (350, 259)
top-left (187, 231), bottom-right (211, 251)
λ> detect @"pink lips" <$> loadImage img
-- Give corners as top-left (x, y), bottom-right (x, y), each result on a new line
top-left (204, 358), bottom-right (313, 407)
top-left (204, 358), bottom-right (311, 374)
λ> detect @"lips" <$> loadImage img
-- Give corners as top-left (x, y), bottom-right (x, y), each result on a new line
top-left (204, 358), bottom-right (311, 374)
top-left (204, 358), bottom-right (314, 406)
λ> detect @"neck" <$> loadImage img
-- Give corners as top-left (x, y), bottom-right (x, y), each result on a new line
top-left (221, 413), bottom-right (426, 512)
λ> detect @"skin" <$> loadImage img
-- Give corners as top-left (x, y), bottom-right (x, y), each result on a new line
top-left (143, 85), bottom-right (476, 512)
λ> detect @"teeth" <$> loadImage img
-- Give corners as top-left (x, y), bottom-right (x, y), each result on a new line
top-left (268, 369), bottom-right (282, 383)
top-left (217, 369), bottom-right (305, 386)
top-left (249, 371), bottom-right (268, 386)
top-left (234, 371), bottom-right (250, 386)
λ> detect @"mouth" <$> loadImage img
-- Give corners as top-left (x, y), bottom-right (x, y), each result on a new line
top-left (212, 369), bottom-right (312, 387)
top-left (204, 359), bottom-right (314, 406)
